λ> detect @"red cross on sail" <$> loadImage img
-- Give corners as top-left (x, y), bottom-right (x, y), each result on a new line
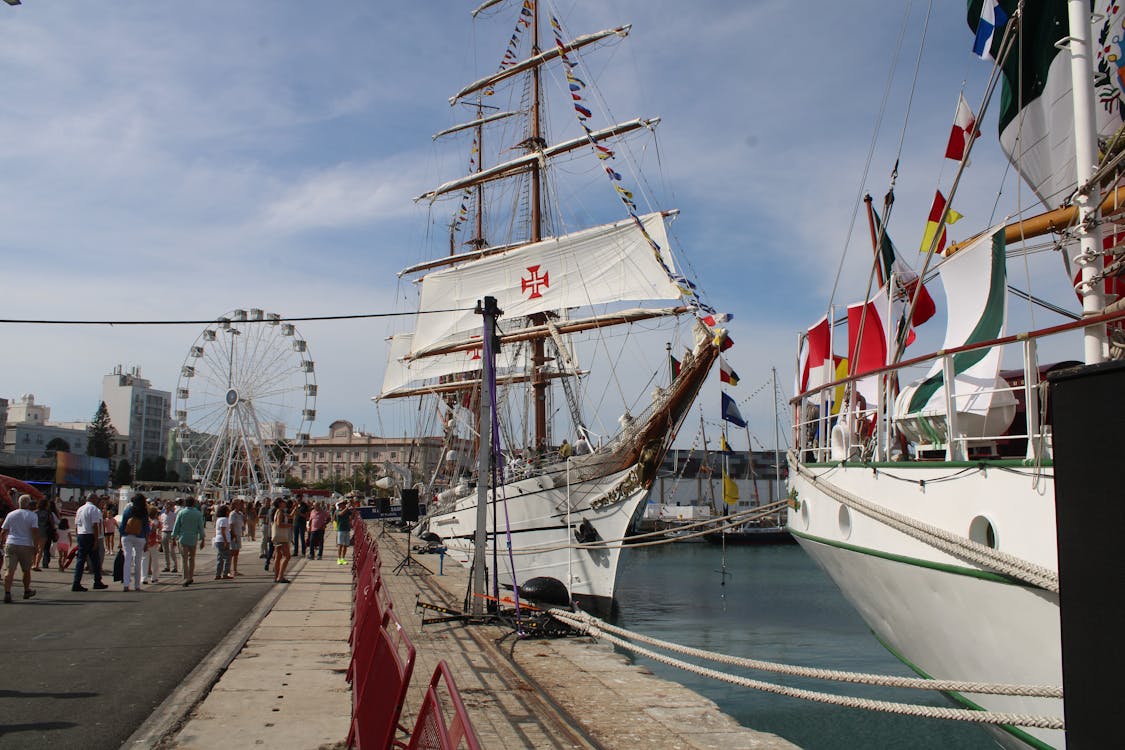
top-left (521, 265), bottom-right (549, 299)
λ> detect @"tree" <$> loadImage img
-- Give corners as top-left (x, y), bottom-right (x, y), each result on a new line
top-left (137, 456), bottom-right (167, 482)
top-left (114, 459), bottom-right (133, 487)
top-left (44, 437), bottom-right (71, 456)
top-left (87, 401), bottom-right (114, 459)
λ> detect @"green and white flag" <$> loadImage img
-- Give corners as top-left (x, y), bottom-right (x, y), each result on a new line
top-left (967, 1), bottom-right (1125, 209)
top-left (900, 225), bottom-right (1010, 418)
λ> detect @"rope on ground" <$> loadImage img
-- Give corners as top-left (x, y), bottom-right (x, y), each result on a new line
top-left (792, 457), bottom-right (1059, 593)
top-left (548, 610), bottom-right (1063, 730)
top-left (550, 609), bottom-right (1061, 698)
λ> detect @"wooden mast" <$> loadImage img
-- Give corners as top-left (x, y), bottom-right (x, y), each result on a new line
top-left (529, 0), bottom-right (549, 453)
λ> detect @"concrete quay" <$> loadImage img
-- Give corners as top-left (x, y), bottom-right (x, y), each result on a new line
top-left (154, 523), bottom-right (800, 749)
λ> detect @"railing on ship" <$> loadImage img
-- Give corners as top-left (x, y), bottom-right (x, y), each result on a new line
top-left (792, 308), bottom-right (1125, 464)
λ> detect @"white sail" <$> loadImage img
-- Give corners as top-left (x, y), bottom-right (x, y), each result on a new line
top-left (379, 332), bottom-right (519, 398)
top-left (410, 212), bottom-right (681, 356)
top-left (895, 225), bottom-right (1016, 444)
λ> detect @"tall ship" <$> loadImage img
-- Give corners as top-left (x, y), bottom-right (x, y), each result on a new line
top-left (376, 0), bottom-right (727, 615)
top-left (787, 2), bottom-right (1125, 748)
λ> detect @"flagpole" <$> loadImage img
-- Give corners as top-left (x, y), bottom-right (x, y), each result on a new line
top-left (772, 367), bottom-right (781, 495)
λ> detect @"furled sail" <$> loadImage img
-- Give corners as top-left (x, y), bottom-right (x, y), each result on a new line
top-left (409, 212), bottom-right (682, 356)
top-left (379, 332), bottom-right (519, 398)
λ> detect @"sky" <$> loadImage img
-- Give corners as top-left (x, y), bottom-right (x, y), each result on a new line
top-left (0, 1), bottom-right (1077, 451)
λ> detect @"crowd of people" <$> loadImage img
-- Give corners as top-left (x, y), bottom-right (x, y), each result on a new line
top-left (1, 491), bottom-right (357, 603)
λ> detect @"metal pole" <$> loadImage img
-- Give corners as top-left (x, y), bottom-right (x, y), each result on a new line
top-left (772, 367), bottom-right (781, 494)
top-left (1067, 0), bottom-right (1108, 364)
top-left (471, 296), bottom-right (500, 617)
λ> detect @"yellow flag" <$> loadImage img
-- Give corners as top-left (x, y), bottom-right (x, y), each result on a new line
top-left (830, 357), bottom-right (849, 415)
top-left (723, 470), bottom-right (739, 505)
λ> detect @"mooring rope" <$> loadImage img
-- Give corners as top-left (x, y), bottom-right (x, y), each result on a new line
top-left (550, 609), bottom-right (1061, 698)
top-left (499, 502), bottom-right (790, 555)
top-left (791, 457), bottom-right (1060, 593)
top-left (548, 610), bottom-right (1063, 730)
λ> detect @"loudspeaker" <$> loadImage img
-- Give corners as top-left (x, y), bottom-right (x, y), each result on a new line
top-left (376, 497), bottom-right (390, 514)
top-left (400, 489), bottom-right (420, 523)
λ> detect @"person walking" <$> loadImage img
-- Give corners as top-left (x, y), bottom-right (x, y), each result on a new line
top-left (32, 497), bottom-right (57, 571)
top-left (71, 495), bottom-right (108, 592)
top-left (229, 498), bottom-right (245, 576)
top-left (258, 499), bottom-right (272, 561)
top-left (334, 502), bottom-right (352, 565)
top-left (142, 505), bottom-right (162, 584)
top-left (161, 502), bottom-right (179, 575)
top-left (2, 495), bottom-right (39, 603)
top-left (172, 497), bottom-right (206, 586)
top-left (213, 505), bottom-right (233, 580)
top-left (118, 494), bottom-right (150, 592)
top-left (246, 499), bottom-right (256, 543)
top-left (308, 501), bottom-right (328, 560)
top-left (292, 500), bottom-right (308, 558)
top-left (271, 498), bottom-right (293, 583)
top-left (103, 504), bottom-right (117, 553)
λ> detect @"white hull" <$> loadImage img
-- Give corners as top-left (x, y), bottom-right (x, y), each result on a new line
top-left (423, 466), bottom-right (645, 614)
top-left (789, 464), bottom-right (1062, 750)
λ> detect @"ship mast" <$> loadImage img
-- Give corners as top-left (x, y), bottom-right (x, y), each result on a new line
top-left (1066, 0), bottom-right (1107, 364)
top-left (529, 0), bottom-right (549, 452)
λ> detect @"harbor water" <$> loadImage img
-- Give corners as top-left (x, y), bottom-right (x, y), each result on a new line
top-left (612, 543), bottom-right (996, 749)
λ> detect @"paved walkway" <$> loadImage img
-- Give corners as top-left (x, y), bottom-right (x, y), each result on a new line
top-left (158, 523), bottom-right (800, 749)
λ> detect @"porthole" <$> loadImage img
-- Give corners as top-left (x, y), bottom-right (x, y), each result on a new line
top-left (969, 515), bottom-right (997, 549)
top-left (838, 505), bottom-right (852, 540)
top-left (799, 498), bottom-right (810, 530)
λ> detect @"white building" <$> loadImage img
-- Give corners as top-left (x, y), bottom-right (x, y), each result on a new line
top-left (7, 393), bottom-right (50, 425)
top-left (3, 395), bottom-right (89, 456)
top-left (102, 365), bottom-right (172, 472)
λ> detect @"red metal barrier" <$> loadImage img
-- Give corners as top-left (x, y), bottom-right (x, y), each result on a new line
top-left (347, 607), bottom-right (415, 750)
top-left (406, 661), bottom-right (483, 750)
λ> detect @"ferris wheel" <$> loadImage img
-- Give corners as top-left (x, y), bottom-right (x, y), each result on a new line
top-left (174, 308), bottom-right (317, 501)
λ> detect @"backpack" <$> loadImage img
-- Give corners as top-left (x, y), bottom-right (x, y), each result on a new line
top-left (124, 515), bottom-right (142, 536)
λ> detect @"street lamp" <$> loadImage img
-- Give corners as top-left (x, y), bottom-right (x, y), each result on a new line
top-left (4, 1), bottom-right (22, 7)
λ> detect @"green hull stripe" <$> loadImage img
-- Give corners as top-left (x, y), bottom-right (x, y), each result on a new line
top-left (789, 529), bottom-right (1036, 587)
top-left (908, 231), bottom-right (1007, 413)
top-left (802, 458), bottom-right (1052, 469)
top-left (872, 633), bottom-right (1059, 750)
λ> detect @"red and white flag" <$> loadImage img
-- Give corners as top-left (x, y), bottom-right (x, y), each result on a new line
top-left (945, 94), bottom-right (976, 162)
top-left (847, 290), bottom-right (890, 407)
top-left (798, 315), bottom-right (833, 394)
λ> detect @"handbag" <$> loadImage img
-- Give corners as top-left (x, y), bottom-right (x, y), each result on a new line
top-left (112, 549), bottom-right (125, 582)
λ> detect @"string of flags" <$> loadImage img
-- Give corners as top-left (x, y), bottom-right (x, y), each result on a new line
top-left (925, 1), bottom-right (1013, 254)
top-left (497, 0), bottom-right (533, 74)
top-left (548, 11), bottom-right (714, 316)
top-left (451, 133), bottom-right (480, 237)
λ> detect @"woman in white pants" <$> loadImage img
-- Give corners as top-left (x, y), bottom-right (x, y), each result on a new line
top-left (118, 494), bottom-right (151, 592)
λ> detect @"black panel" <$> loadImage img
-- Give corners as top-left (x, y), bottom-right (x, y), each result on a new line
top-left (1048, 359), bottom-right (1125, 749)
